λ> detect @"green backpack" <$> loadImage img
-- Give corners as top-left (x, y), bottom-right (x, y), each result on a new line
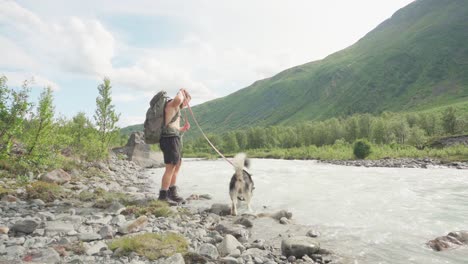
top-left (144, 91), bottom-right (169, 144)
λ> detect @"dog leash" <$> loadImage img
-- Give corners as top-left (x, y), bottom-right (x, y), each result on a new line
top-left (186, 104), bottom-right (253, 176)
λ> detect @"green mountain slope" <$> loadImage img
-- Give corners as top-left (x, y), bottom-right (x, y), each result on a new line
top-left (124, 0), bottom-right (468, 136)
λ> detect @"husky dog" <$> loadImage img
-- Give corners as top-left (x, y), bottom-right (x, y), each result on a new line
top-left (229, 153), bottom-right (254, 216)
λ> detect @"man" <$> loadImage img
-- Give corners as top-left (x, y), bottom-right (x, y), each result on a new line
top-left (158, 88), bottom-right (191, 205)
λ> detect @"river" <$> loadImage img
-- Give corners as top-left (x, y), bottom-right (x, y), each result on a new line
top-left (147, 158), bottom-right (468, 264)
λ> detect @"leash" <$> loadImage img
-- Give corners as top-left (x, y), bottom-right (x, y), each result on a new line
top-left (185, 104), bottom-right (252, 176)
top-left (186, 104), bottom-right (235, 167)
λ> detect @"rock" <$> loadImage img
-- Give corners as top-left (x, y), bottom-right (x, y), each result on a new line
top-left (208, 203), bottom-right (232, 216)
top-left (106, 201), bottom-right (126, 215)
top-left (197, 243), bottom-right (219, 260)
top-left (23, 237), bottom-right (49, 249)
top-left (234, 216), bottom-right (254, 228)
top-left (279, 217), bottom-right (290, 225)
top-left (306, 230), bottom-right (320, 238)
top-left (38, 211), bottom-right (56, 221)
top-left (281, 236), bottom-right (320, 258)
top-left (155, 253), bottom-right (185, 264)
top-left (427, 230), bottom-right (468, 251)
top-left (22, 248), bottom-right (61, 263)
top-left (215, 223), bottom-right (250, 242)
top-left (2, 194), bottom-right (19, 202)
top-left (40, 169), bottom-right (71, 184)
top-left (11, 219), bottom-right (40, 234)
top-left (249, 239), bottom-right (266, 250)
top-left (32, 199), bottom-right (46, 207)
top-left (78, 233), bottom-right (102, 242)
top-left (111, 215), bottom-right (126, 226)
top-left (45, 221), bottom-right (75, 234)
top-left (113, 131), bottom-right (164, 168)
top-left (271, 210), bottom-right (292, 221)
top-left (118, 216), bottom-right (148, 234)
top-left (4, 245), bottom-right (26, 258)
top-left (85, 241), bottom-right (108, 256)
top-left (0, 226), bottom-right (9, 234)
top-left (99, 225), bottom-right (114, 239)
top-left (220, 256), bottom-right (239, 264)
top-left (218, 234), bottom-right (244, 257)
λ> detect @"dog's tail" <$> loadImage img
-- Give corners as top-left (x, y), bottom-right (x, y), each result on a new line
top-left (233, 153), bottom-right (248, 179)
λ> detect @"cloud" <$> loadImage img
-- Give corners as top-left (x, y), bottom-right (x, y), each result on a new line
top-left (2, 71), bottom-right (60, 91)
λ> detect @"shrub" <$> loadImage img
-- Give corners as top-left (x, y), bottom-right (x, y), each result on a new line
top-left (109, 232), bottom-right (188, 260)
top-left (26, 181), bottom-right (64, 202)
top-left (353, 139), bottom-right (372, 159)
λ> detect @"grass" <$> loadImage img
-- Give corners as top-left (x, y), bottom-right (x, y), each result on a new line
top-left (26, 181), bottom-right (64, 202)
top-left (109, 233), bottom-right (188, 260)
top-left (122, 200), bottom-right (173, 217)
top-left (76, 188), bottom-right (136, 208)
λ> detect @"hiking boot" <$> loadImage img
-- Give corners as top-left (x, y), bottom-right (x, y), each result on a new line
top-left (158, 190), bottom-right (178, 206)
top-left (168, 186), bottom-right (186, 204)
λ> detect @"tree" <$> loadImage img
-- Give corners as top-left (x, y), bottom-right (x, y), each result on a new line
top-left (94, 78), bottom-right (120, 157)
top-left (353, 139), bottom-right (371, 159)
top-left (0, 77), bottom-right (31, 157)
top-left (442, 107), bottom-right (457, 135)
top-left (26, 86), bottom-right (55, 158)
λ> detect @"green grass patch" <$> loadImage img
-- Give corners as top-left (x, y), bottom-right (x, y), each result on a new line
top-left (122, 200), bottom-right (173, 217)
top-left (76, 188), bottom-right (136, 208)
top-left (109, 232), bottom-right (188, 260)
top-left (26, 181), bottom-right (64, 202)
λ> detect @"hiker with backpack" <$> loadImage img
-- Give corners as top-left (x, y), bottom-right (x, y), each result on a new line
top-left (144, 88), bottom-right (192, 205)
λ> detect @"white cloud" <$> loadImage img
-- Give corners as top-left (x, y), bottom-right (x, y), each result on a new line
top-left (2, 71), bottom-right (60, 91)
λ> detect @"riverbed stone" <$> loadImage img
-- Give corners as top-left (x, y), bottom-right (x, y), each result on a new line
top-left (427, 230), bottom-right (468, 251)
top-left (208, 203), bottom-right (232, 216)
top-left (0, 226), bottom-right (9, 234)
top-left (45, 221), bottom-right (75, 234)
top-left (78, 233), bottom-right (102, 242)
top-left (22, 248), bottom-right (61, 263)
top-left (11, 219), bottom-right (40, 234)
top-left (198, 243), bottom-right (219, 260)
top-left (281, 236), bottom-right (320, 258)
top-left (218, 234), bottom-right (244, 257)
top-left (118, 215), bottom-right (148, 234)
top-left (40, 169), bottom-right (71, 184)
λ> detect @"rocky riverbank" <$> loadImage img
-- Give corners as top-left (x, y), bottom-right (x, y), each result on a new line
top-left (0, 153), bottom-right (343, 264)
top-left (319, 158), bottom-right (468, 169)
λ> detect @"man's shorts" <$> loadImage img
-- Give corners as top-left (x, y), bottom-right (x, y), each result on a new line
top-left (159, 136), bottom-right (182, 165)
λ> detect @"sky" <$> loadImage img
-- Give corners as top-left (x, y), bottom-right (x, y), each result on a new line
top-left (0, 0), bottom-right (415, 127)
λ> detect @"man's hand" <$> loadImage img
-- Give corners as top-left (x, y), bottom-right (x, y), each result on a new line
top-left (181, 121), bottom-right (191, 132)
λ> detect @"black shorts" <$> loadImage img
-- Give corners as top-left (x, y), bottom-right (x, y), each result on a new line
top-left (160, 136), bottom-right (182, 165)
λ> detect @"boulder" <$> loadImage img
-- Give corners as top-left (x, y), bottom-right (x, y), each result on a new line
top-left (113, 131), bottom-right (164, 168)
top-left (118, 215), bottom-right (148, 234)
top-left (197, 243), bottom-right (219, 260)
top-left (217, 234), bottom-right (244, 257)
top-left (11, 219), bottom-right (40, 234)
top-left (40, 169), bottom-right (71, 184)
top-left (208, 203), bottom-right (232, 216)
top-left (427, 231), bottom-right (468, 251)
top-left (281, 236), bottom-right (320, 258)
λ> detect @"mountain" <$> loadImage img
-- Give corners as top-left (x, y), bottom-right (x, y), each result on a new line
top-left (124, 0), bottom-right (468, 136)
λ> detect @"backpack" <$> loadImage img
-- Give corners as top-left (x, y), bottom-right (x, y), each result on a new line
top-left (144, 91), bottom-right (169, 144)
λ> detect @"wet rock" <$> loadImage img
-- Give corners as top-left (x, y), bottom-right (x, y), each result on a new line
top-left (118, 215), bottom-right (148, 234)
top-left (40, 169), bottom-right (71, 184)
top-left (218, 234), bottom-right (244, 257)
top-left (234, 216), bottom-right (254, 228)
top-left (306, 230), bottom-right (320, 238)
top-left (208, 203), bottom-right (231, 216)
top-left (271, 210), bottom-right (293, 221)
top-left (279, 217), bottom-right (290, 225)
top-left (281, 236), bottom-right (320, 258)
top-left (215, 223), bottom-right (250, 242)
top-left (11, 219), bottom-right (40, 234)
top-left (197, 243), bottom-right (219, 260)
top-left (427, 230), bottom-right (468, 251)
